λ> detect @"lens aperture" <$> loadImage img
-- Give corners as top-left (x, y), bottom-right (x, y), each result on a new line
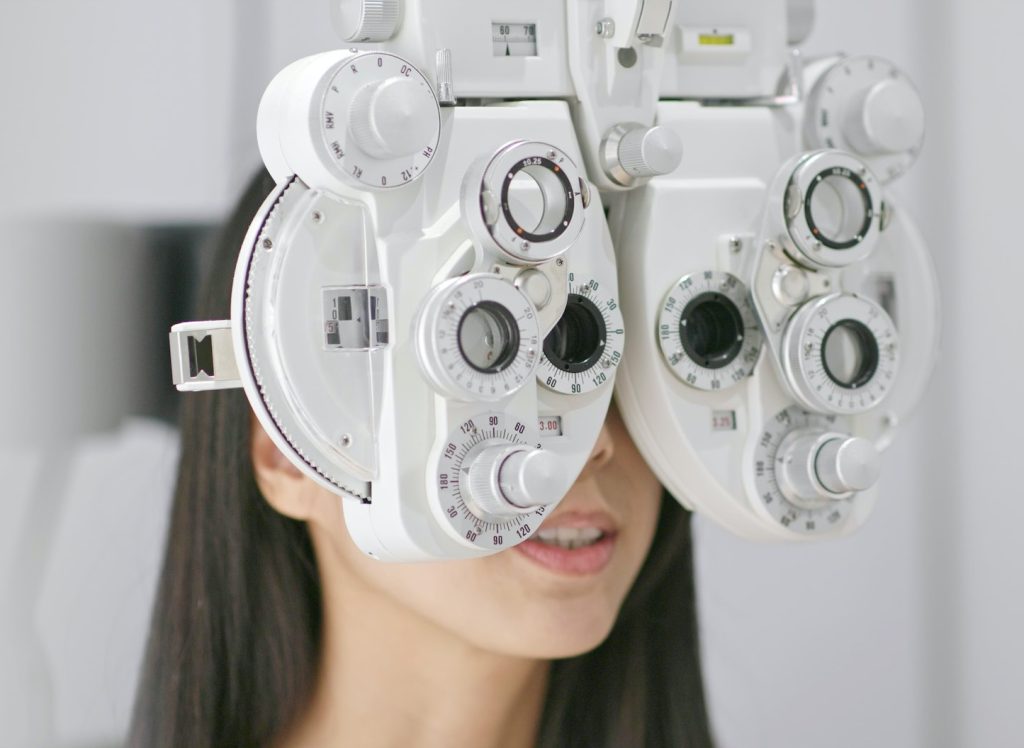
top-left (821, 319), bottom-right (879, 389)
top-left (679, 292), bottom-right (745, 370)
top-left (543, 294), bottom-right (607, 374)
top-left (507, 165), bottom-right (570, 235)
top-left (458, 301), bottom-right (520, 374)
top-left (804, 168), bottom-right (872, 249)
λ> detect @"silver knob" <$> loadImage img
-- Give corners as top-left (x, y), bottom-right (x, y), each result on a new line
top-left (331, 0), bottom-right (400, 42)
top-left (602, 123), bottom-right (683, 187)
top-left (815, 436), bottom-right (881, 494)
top-left (777, 429), bottom-right (881, 509)
top-left (467, 446), bottom-right (563, 518)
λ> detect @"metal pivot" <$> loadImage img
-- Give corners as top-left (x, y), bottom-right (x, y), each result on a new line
top-left (435, 49), bottom-right (456, 106)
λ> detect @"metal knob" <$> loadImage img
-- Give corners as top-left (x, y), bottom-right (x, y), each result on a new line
top-left (777, 429), bottom-right (881, 509)
top-left (435, 48), bottom-right (456, 106)
top-left (331, 0), bottom-right (400, 42)
top-left (815, 436), bottom-right (881, 494)
top-left (602, 123), bottom-right (683, 186)
top-left (347, 77), bottom-right (438, 160)
top-left (467, 446), bottom-right (563, 518)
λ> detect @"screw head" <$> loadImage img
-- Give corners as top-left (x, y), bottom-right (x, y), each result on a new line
top-left (595, 18), bottom-right (615, 38)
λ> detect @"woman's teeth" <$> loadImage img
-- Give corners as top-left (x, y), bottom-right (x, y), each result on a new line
top-left (535, 527), bottom-right (605, 550)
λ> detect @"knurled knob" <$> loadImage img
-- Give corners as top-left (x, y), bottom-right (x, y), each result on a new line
top-left (347, 77), bottom-right (438, 160)
top-left (332, 0), bottom-right (400, 42)
top-left (617, 125), bottom-right (683, 179)
top-left (467, 446), bottom-right (563, 518)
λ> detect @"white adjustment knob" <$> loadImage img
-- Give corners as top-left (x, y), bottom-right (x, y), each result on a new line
top-left (602, 124), bottom-right (682, 186)
top-left (331, 0), bottom-right (400, 42)
top-left (844, 77), bottom-right (925, 156)
top-left (815, 436), bottom-right (881, 494)
top-left (777, 430), bottom-right (881, 509)
top-left (467, 446), bottom-right (564, 518)
top-left (347, 77), bottom-right (438, 160)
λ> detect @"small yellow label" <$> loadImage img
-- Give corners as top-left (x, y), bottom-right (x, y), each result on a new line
top-left (698, 33), bottom-right (735, 46)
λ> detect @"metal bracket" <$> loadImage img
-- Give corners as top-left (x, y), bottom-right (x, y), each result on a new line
top-left (169, 321), bottom-right (242, 391)
top-left (703, 47), bottom-right (806, 108)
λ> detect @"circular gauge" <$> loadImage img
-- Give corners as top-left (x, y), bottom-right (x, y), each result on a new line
top-left (416, 274), bottom-right (540, 402)
top-left (781, 293), bottom-right (899, 414)
top-left (434, 412), bottom-right (549, 551)
top-left (657, 271), bottom-right (762, 391)
top-left (538, 272), bottom-right (624, 395)
top-left (318, 52), bottom-right (440, 189)
top-left (804, 55), bottom-right (925, 182)
top-left (752, 405), bottom-right (858, 535)
top-left (782, 150), bottom-right (881, 268)
top-left (465, 141), bottom-right (587, 264)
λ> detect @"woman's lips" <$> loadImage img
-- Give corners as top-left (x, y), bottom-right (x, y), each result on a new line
top-left (514, 532), bottom-right (617, 575)
top-left (513, 510), bottom-right (618, 576)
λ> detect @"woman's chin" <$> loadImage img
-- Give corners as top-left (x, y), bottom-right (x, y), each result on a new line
top-left (482, 598), bottom-right (622, 660)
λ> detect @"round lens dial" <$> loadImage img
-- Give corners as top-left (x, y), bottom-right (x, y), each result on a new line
top-left (434, 412), bottom-right (548, 551)
top-left (318, 52), bottom-right (440, 189)
top-left (416, 274), bottom-right (540, 402)
top-left (804, 55), bottom-right (924, 182)
top-left (781, 293), bottom-right (899, 414)
top-left (468, 141), bottom-right (587, 264)
top-left (782, 151), bottom-right (881, 268)
top-left (657, 271), bottom-right (762, 391)
top-left (538, 273), bottom-right (624, 395)
top-left (752, 405), bottom-right (857, 535)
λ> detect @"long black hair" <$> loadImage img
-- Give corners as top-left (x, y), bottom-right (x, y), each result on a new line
top-left (130, 170), bottom-right (714, 748)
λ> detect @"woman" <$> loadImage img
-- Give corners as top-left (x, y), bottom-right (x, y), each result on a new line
top-left (130, 170), bottom-right (714, 747)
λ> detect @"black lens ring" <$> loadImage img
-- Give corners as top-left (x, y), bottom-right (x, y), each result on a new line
top-left (803, 166), bottom-right (874, 250)
top-left (678, 292), bottom-right (745, 370)
top-left (499, 156), bottom-right (575, 244)
top-left (820, 318), bottom-right (880, 390)
top-left (543, 294), bottom-right (607, 374)
top-left (457, 300), bottom-right (521, 374)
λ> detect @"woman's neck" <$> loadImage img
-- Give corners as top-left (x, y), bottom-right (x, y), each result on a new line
top-left (278, 526), bottom-right (550, 748)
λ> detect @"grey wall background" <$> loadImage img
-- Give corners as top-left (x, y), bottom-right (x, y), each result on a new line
top-left (0, 1), bottom-right (1019, 747)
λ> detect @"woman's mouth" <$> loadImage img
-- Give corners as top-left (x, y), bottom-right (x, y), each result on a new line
top-left (513, 513), bottom-right (618, 575)
top-left (534, 527), bottom-right (606, 549)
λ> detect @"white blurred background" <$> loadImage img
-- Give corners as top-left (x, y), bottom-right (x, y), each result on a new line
top-left (0, 1), bottom-right (1019, 746)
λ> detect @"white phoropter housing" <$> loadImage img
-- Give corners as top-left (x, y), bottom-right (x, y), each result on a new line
top-left (170, 46), bottom-right (624, 561)
top-left (609, 0), bottom-right (939, 541)
top-left (168, 0), bottom-right (940, 556)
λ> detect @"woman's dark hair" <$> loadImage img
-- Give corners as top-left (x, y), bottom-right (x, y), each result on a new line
top-left (130, 170), bottom-right (714, 748)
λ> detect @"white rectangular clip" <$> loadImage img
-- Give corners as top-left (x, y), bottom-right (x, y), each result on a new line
top-left (169, 321), bottom-right (242, 391)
